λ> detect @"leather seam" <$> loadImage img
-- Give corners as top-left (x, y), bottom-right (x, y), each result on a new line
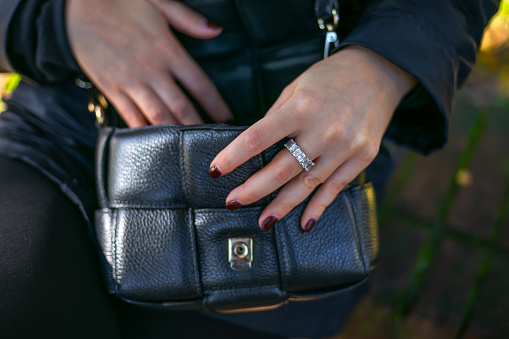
top-left (342, 191), bottom-right (369, 276)
top-left (205, 285), bottom-right (280, 294)
top-left (188, 208), bottom-right (203, 297)
top-left (179, 128), bottom-right (192, 208)
top-left (112, 208), bottom-right (119, 294)
top-left (274, 218), bottom-right (289, 292)
top-left (108, 202), bottom-right (188, 209)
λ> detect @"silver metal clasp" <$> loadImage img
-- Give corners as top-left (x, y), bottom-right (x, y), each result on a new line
top-left (228, 238), bottom-right (253, 271)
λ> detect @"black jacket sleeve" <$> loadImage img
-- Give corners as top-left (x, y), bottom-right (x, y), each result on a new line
top-left (0, 0), bottom-right (80, 82)
top-left (338, 0), bottom-right (500, 154)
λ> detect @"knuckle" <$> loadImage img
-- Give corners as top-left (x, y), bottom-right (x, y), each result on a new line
top-left (171, 99), bottom-right (192, 120)
top-left (313, 200), bottom-right (330, 213)
top-left (239, 188), bottom-right (258, 204)
top-left (323, 126), bottom-right (345, 144)
top-left (192, 78), bottom-right (212, 94)
top-left (293, 94), bottom-right (318, 114)
top-left (154, 38), bottom-right (175, 58)
top-left (146, 106), bottom-right (166, 122)
top-left (278, 200), bottom-right (297, 214)
top-left (327, 181), bottom-right (346, 195)
top-left (359, 142), bottom-right (379, 163)
top-left (272, 165), bottom-right (296, 183)
top-left (243, 128), bottom-right (264, 153)
top-left (350, 132), bottom-right (369, 150)
top-left (302, 173), bottom-right (322, 190)
top-left (120, 109), bottom-right (139, 122)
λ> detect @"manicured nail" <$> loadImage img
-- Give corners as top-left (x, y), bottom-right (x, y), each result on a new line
top-left (226, 200), bottom-right (243, 211)
top-left (208, 165), bottom-right (222, 178)
top-left (261, 216), bottom-right (278, 231)
top-left (205, 20), bottom-right (222, 30)
top-left (303, 218), bottom-right (316, 233)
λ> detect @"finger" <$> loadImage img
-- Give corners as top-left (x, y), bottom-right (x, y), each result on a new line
top-left (148, 76), bottom-right (206, 125)
top-left (169, 51), bottom-right (232, 123)
top-left (224, 134), bottom-right (324, 211)
top-left (128, 83), bottom-right (204, 125)
top-left (108, 91), bottom-right (149, 128)
top-left (126, 86), bottom-right (180, 125)
top-left (224, 148), bottom-right (303, 213)
top-left (256, 153), bottom-right (342, 231)
top-left (209, 111), bottom-right (297, 176)
top-left (150, 0), bottom-right (223, 38)
top-left (300, 159), bottom-right (365, 232)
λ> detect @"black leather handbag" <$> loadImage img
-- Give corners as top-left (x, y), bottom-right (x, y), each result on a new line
top-left (92, 0), bottom-right (379, 313)
top-left (94, 124), bottom-right (379, 312)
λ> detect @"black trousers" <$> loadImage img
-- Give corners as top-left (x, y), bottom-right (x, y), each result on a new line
top-left (0, 157), bottom-right (285, 339)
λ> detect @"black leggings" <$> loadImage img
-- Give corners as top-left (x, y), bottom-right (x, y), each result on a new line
top-left (0, 157), bottom-right (285, 339)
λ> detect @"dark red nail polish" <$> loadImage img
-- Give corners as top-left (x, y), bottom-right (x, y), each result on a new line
top-left (205, 21), bottom-right (222, 30)
top-left (208, 165), bottom-right (222, 178)
top-left (222, 118), bottom-right (234, 125)
top-left (226, 200), bottom-right (243, 211)
top-left (261, 216), bottom-right (278, 231)
top-left (304, 218), bottom-right (316, 232)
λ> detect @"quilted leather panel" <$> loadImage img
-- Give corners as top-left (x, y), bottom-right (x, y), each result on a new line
top-left (275, 191), bottom-right (368, 293)
top-left (194, 208), bottom-right (281, 292)
top-left (107, 127), bottom-right (184, 208)
top-left (182, 129), bottom-right (268, 208)
top-left (111, 208), bottom-right (201, 301)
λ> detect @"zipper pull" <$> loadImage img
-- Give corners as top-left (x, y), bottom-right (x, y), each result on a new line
top-left (324, 31), bottom-right (338, 60)
top-left (317, 5), bottom-right (339, 59)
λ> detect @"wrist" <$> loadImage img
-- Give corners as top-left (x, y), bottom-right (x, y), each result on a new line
top-left (338, 45), bottom-right (417, 105)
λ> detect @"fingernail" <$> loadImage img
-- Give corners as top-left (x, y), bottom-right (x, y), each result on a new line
top-left (205, 20), bottom-right (222, 30)
top-left (208, 165), bottom-right (222, 178)
top-left (226, 200), bottom-right (243, 211)
top-left (303, 218), bottom-right (316, 233)
top-left (261, 216), bottom-right (278, 231)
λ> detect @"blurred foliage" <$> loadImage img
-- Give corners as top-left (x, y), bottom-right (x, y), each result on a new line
top-left (0, 73), bottom-right (21, 112)
top-left (477, 0), bottom-right (509, 99)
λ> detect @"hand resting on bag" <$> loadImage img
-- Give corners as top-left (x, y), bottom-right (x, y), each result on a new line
top-left (209, 46), bottom-right (416, 232)
top-left (66, 0), bottom-right (232, 126)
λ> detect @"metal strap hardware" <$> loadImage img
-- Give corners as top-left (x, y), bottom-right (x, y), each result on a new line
top-left (315, 0), bottom-right (340, 59)
top-left (75, 77), bottom-right (108, 126)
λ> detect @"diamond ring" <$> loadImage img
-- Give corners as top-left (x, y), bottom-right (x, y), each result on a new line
top-left (284, 139), bottom-right (315, 171)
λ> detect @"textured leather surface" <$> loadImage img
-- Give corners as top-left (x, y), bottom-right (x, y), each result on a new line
top-left (95, 125), bottom-right (379, 312)
top-left (275, 195), bottom-right (367, 293)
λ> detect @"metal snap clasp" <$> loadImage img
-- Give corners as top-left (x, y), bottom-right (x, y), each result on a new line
top-left (228, 238), bottom-right (253, 271)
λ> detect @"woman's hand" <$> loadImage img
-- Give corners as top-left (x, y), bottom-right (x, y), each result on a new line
top-left (209, 46), bottom-right (416, 232)
top-left (66, 0), bottom-right (232, 127)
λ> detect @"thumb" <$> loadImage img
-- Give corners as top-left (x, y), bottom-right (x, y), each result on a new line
top-left (149, 0), bottom-right (223, 39)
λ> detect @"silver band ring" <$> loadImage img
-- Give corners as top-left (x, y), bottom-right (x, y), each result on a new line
top-left (284, 139), bottom-right (315, 172)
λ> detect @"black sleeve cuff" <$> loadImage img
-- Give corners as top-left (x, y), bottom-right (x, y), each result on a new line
top-left (6, 0), bottom-right (81, 83)
top-left (336, 0), bottom-right (498, 154)
top-left (338, 10), bottom-right (454, 154)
